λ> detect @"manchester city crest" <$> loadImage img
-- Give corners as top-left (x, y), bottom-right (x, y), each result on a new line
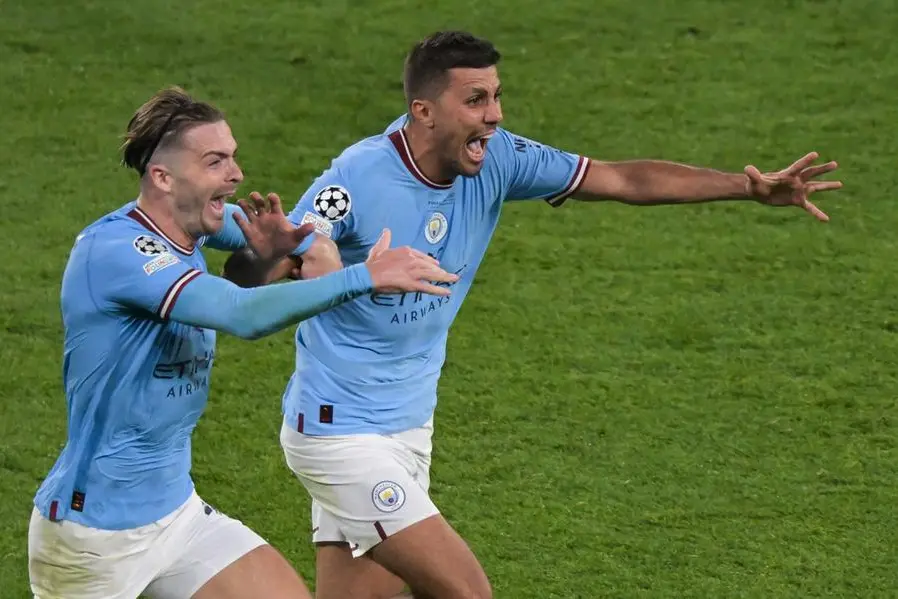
top-left (371, 480), bottom-right (406, 513)
top-left (424, 211), bottom-right (448, 244)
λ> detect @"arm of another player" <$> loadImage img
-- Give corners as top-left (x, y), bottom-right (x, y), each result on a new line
top-left (173, 229), bottom-right (457, 340)
top-left (572, 152), bottom-right (842, 221)
top-left (221, 250), bottom-right (300, 288)
top-left (93, 228), bottom-right (455, 340)
top-left (201, 203), bottom-right (250, 251)
top-left (223, 179), bottom-right (355, 287)
top-left (499, 130), bottom-right (842, 221)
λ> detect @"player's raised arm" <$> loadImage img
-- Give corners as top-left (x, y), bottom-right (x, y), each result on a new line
top-left (570, 152), bottom-right (842, 221)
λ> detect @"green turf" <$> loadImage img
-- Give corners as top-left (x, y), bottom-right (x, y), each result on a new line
top-left (1, 0), bottom-right (895, 596)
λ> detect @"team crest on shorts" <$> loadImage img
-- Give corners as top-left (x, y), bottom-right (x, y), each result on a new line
top-left (424, 211), bottom-right (448, 244)
top-left (133, 235), bottom-right (169, 257)
top-left (371, 480), bottom-right (406, 513)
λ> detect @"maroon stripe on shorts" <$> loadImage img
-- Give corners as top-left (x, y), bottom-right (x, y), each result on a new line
top-left (374, 521), bottom-right (388, 541)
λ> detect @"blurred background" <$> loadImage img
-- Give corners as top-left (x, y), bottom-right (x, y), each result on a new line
top-left (1, 0), bottom-right (895, 596)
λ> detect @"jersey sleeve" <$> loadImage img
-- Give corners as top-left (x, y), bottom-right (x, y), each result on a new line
top-left (287, 169), bottom-right (358, 256)
top-left (494, 128), bottom-right (590, 207)
top-left (201, 203), bottom-right (248, 251)
top-left (87, 232), bottom-right (202, 320)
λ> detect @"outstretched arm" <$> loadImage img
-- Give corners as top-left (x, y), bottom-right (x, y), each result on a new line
top-left (170, 265), bottom-right (371, 340)
top-left (179, 228), bottom-right (458, 338)
top-left (572, 152), bottom-right (842, 221)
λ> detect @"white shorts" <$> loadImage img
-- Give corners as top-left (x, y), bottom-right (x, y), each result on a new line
top-left (28, 491), bottom-right (266, 599)
top-left (280, 417), bottom-right (439, 558)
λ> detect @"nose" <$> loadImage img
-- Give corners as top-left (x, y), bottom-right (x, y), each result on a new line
top-left (229, 159), bottom-right (244, 184)
top-left (485, 99), bottom-right (503, 125)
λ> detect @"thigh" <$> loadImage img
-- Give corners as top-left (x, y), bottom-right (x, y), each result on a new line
top-left (314, 542), bottom-right (407, 599)
top-left (143, 498), bottom-right (298, 599)
top-left (28, 508), bottom-right (161, 599)
top-left (369, 514), bottom-right (491, 599)
top-left (189, 545), bottom-right (311, 599)
top-left (281, 421), bottom-right (438, 559)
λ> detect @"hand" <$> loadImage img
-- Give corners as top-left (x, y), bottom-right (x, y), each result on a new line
top-left (364, 229), bottom-right (459, 296)
top-left (232, 192), bottom-right (311, 260)
top-left (745, 152), bottom-right (842, 222)
top-left (222, 247), bottom-right (308, 289)
top-left (299, 235), bottom-right (344, 280)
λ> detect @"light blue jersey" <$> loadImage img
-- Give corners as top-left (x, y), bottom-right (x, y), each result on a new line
top-left (284, 116), bottom-right (589, 435)
top-left (34, 200), bottom-right (375, 530)
top-left (34, 203), bottom-right (216, 529)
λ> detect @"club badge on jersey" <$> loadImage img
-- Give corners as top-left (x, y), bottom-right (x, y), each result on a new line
top-left (424, 212), bottom-right (448, 244)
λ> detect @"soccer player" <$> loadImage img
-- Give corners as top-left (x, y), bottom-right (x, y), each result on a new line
top-left (226, 31), bottom-right (842, 599)
top-left (27, 87), bottom-right (458, 599)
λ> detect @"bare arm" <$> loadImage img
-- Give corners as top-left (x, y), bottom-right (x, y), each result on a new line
top-left (574, 159), bottom-right (750, 205)
top-left (570, 152), bottom-right (841, 220)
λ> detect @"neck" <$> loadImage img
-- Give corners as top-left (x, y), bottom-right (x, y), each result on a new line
top-left (135, 189), bottom-right (196, 251)
top-left (403, 121), bottom-right (454, 185)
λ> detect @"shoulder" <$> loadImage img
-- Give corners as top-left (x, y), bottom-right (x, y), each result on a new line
top-left (301, 130), bottom-right (407, 217)
top-left (78, 211), bottom-right (174, 272)
top-left (332, 132), bottom-right (404, 182)
top-left (487, 127), bottom-right (530, 159)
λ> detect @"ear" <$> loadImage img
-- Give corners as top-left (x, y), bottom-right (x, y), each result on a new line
top-left (409, 99), bottom-right (436, 128)
top-left (146, 162), bottom-right (174, 193)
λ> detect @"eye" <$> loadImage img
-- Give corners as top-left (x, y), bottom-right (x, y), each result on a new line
top-left (466, 95), bottom-right (484, 105)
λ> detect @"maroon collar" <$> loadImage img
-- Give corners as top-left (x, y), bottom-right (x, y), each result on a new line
top-left (127, 206), bottom-right (195, 255)
top-left (388, 128), bottom-right (454, 190)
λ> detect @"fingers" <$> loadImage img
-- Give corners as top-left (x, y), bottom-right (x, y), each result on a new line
top-left (802, 200), bottom-right (829, 222)
top-left (409, 248), bottom-right (438, 264)
top-left (744, 165), bottom-right (769, 183)
top-left (249, 191), bottom-right (270, 215)
top-left (415, 265), bottom-right (459, 284)
top-left (807, 180), bottom-right (843, 193)
top-left (368, 228), bottom-right (391, 260)
top-left (402, 263), bottom-right (459, 297)
top-left (236, 198), bottom-right (257, 224)
top-left (267, 192), bottom-right (284, 215)
top-left (744, 165), bottom-right (770, 196)
top-left (800, 161), bottom-right (838, 180)
top-left (782, 152), bottom-right (819, 176)
top-left (413, 283), bottom-right (452, 297)
top-left (293, 222), bottom-right (316, 242)
top-left (232, 209), bottom-right (252, 235)
top-left (237, 191), bottom-right (282, 220)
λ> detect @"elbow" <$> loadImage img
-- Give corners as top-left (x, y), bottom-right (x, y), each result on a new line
top-left (228, 323), bottom-right (269, 341)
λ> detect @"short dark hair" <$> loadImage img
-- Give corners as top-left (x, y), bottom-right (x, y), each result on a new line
top-left (121, 86), bottom-right (225, 176)
top-left (403, 31), bottom-right (501, 104)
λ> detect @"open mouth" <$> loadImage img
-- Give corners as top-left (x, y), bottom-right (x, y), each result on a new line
top-left (209, 192), bottom-right (233, 218)
top-left (464, 131), bottom-right (495, 163)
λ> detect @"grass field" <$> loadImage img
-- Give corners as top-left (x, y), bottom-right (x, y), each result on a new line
top-left (1, 0), bottom-right (896, 597)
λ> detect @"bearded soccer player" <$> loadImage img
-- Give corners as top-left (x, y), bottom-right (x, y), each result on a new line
top-left (28, 86), bottom-right (457, 599)
top-left (225, 31), bottom-right (842, 599)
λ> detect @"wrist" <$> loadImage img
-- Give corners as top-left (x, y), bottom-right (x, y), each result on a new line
top-left (291, 234), bottom-right (316, 257)
top-left (739, 173), bottom-right (753, 198)
top-left (347, 263), bottom-right (375, 293)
